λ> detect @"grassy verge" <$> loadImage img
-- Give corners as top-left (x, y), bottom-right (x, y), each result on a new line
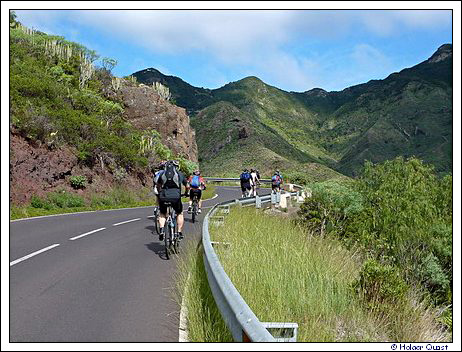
top-left (10, 185), bottom-right (217, 220)
top-left (175, 240), bottom-right (233, 342)
top-left (211, 207), bottom-right (385, 342)
top-left (181, 206), bottom-right (448, 342)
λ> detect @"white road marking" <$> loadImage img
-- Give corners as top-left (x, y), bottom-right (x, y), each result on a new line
top-left (112, 218), bottom-right (141, 226)
top-left (10, 244), bottom-right (60, 267)
top-left (203, 194), bottom-right (219, 202)
top-left (69, 227), bottom-right (106, 241)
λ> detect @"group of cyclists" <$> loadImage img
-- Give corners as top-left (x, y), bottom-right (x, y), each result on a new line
top-left (239, 168), bottom-right (283, 197)
top-left (152, 159), bottom-right (284, 243)
top-left (152, 160), bottom-right (206, 242)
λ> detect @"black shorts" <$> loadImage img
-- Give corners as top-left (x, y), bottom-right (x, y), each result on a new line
top-left (241, 183), bottom-right (251, 192)
top-left (272, 184), bottom-right (281, 191)
top-left (159, 199), bottom-right (183, 215)
top-left (190, 188), bottom-right (202, 200)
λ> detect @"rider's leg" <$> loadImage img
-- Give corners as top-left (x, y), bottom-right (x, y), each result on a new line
top-left (173, 200), bottom-right (185, 239)
top-left (158, 202), bottom-right (167, 239)
top-left (177, 213), bottom-right (184, 233)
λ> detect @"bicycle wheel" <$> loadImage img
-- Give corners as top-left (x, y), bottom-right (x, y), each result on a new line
top-left (170, 226), bottom-right (177, 255)
top-left (192, 201), bottom-right (197, 223)
top-left (173, 232), bottom-right (180, 254)
top-left (154, 207), bottom-right (160, 235)
top-left (164, 223), bottom-right (170, 260)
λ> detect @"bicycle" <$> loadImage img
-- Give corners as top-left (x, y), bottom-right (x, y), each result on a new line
top-left (191, 193), bottom-right (199, 223)
top-left (153, 205), bottom-right (160, 235)
top-left (162, 202), bottom-right (180, 260)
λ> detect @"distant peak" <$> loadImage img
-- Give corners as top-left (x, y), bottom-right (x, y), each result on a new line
top-left (305, 88), bottom-right (328, 97)
top-left (240, 76), bottom-right (263, 83)
top-left (428, 44), bottom-right (452, 63)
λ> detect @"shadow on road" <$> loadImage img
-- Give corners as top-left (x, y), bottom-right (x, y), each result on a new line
top-left (146, 225), bottom-right (157, 234)
top-left (145, 241), bottom-right (169, 260)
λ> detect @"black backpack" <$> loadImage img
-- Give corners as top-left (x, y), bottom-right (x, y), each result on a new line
top-left (159, 162), bottom-right (181, 202)
top-left (160, 162), bottom-right (180, 189)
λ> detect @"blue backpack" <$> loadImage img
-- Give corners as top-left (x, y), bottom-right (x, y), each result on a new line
top-left (240, 172), bottom-right (251, 182)
top-left (190, 175), bottom-right (201, 189)
top-left (272, 174), bottom-right (281, 185)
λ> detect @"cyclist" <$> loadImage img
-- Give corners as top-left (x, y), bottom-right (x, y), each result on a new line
top-left (240, 168), bottom-right (253, 197)
top-left (271, 170), bottom-right (283, 193)
top-left (156, 160), bottom-right (190, 241)
top-left (187, 170), bottom-right (206, 214)
top-left (152, 160), bottom-right (166, 201)
top-left (250, 168), bottom-right (260, 196)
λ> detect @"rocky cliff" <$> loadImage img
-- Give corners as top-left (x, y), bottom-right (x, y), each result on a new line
top-left (107, 81), bottom-right (198, 162)
top-left (10, 79), bottom-right (198, 205)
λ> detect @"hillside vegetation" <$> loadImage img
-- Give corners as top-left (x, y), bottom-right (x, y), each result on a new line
top-left (9, 17), bottom-right (197, 214)
top-left (134, 44), bottom-right (452, 179)
top-left (298, 157), bottom-right (452, 334)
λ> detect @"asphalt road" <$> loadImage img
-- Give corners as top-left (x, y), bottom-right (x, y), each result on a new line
top-left (9, 186), bottom-right (270, 342)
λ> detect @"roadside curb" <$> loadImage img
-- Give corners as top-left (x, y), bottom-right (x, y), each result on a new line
top-left (179, 241), bottom-right (204, 342)
top-left (179, 272), bottom-right (191, 342)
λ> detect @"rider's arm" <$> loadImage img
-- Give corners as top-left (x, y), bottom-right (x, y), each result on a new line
top-left (182, 175), bottom-right (190, 194)
top-left (200, 176), bottom-right (206, 190)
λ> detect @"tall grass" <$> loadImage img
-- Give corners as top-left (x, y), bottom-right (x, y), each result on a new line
top-left (209, 207), bottom-right (386, 342)
top-left (177, 207), bottom-right (448, 342)
top-left (175, 241), bottom-right (233, 342)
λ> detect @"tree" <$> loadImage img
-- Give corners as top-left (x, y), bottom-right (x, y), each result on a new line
top-left (102, 57), bottom-right (118, 72)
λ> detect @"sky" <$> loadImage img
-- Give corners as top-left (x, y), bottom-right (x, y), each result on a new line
top-left (11, 7), bottom-right (453, 92)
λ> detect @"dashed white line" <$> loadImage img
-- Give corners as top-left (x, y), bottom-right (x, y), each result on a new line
top-left (112, 218), bottom-right (141, 226)
top-left (10, 244), bottom-right (61, 267)
top-left (69, 227), bottom-right (106, 241)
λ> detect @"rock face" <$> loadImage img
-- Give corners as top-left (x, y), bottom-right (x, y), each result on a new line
top-left (428, 44), bottom-right (452, 63)
top-left (9, 131), bottom-right (151, 205)
top-left (110, 82), bottom-right (198, 162)
top-left (10, 81), bottom-right (198, 205)
top-left (10, 133), bottom-right (78, 204)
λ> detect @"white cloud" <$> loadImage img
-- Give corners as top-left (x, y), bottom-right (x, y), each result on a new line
top-left (358, 10), bottom-right (452, 36)
top-left (13, 9), bottom-right (452, 92)
top-left (350, 44), bottom-right (392, 73)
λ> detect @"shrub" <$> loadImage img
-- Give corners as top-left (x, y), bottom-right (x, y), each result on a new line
top-left (353, 259), bottom-right (409, 307)
top-left (113, 167), bottom-right (128, 183)
top-left (46, 190), bottom-right (85, 208)
top-left (30, 195), bottom-right (46, 209)
top-left (298, 180), bottom-right (363, 236)
top-left (69, 175), bottom-right (87, 189)
top-left (298, 157), bottom-right (453, 309)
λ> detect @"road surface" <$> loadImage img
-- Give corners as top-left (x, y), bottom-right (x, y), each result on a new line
top-left (9, 186), bottom-right (270, 342)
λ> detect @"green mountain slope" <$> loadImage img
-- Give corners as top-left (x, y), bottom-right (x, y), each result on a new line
top-left (133, 44), bottom-right (452, 178)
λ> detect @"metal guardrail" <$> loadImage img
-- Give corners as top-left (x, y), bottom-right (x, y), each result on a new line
top-left (201, 181), bottom-right (304, 342)
top-left (204, 177), bottom-right (272, 184)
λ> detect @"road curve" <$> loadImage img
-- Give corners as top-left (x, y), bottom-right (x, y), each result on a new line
top-left (9, 186), bottom-right (269, 342)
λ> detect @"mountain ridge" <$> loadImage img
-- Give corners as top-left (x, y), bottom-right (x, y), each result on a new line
top-left (133, 43), bottom-right (452, 177)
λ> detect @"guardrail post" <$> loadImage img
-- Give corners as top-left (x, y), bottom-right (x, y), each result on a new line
top-left (279, 193), bottom-right (288, 209)
top-left (255, 195), bottom-right (262, 208)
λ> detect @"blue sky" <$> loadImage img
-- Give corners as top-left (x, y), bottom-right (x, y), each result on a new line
top-left (13, 9), bottom-right (453, 92)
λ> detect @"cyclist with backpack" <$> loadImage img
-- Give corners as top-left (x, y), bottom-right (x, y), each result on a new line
top-left (187, 170), bottom-right (206, 214)
top-left (240, 168), bottom-right (253, 197)
top-left (156, 160), bottom-right (190, 241)
top-left (271, 170), bottom-right (283, 193)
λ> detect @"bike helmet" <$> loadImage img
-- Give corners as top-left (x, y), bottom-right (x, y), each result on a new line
top-left (157, 161), bottom-right (166, 170)
top-left (171, 160), bottom-right (180, 167)
top-left (193, 170), bottom-right (201, 176)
